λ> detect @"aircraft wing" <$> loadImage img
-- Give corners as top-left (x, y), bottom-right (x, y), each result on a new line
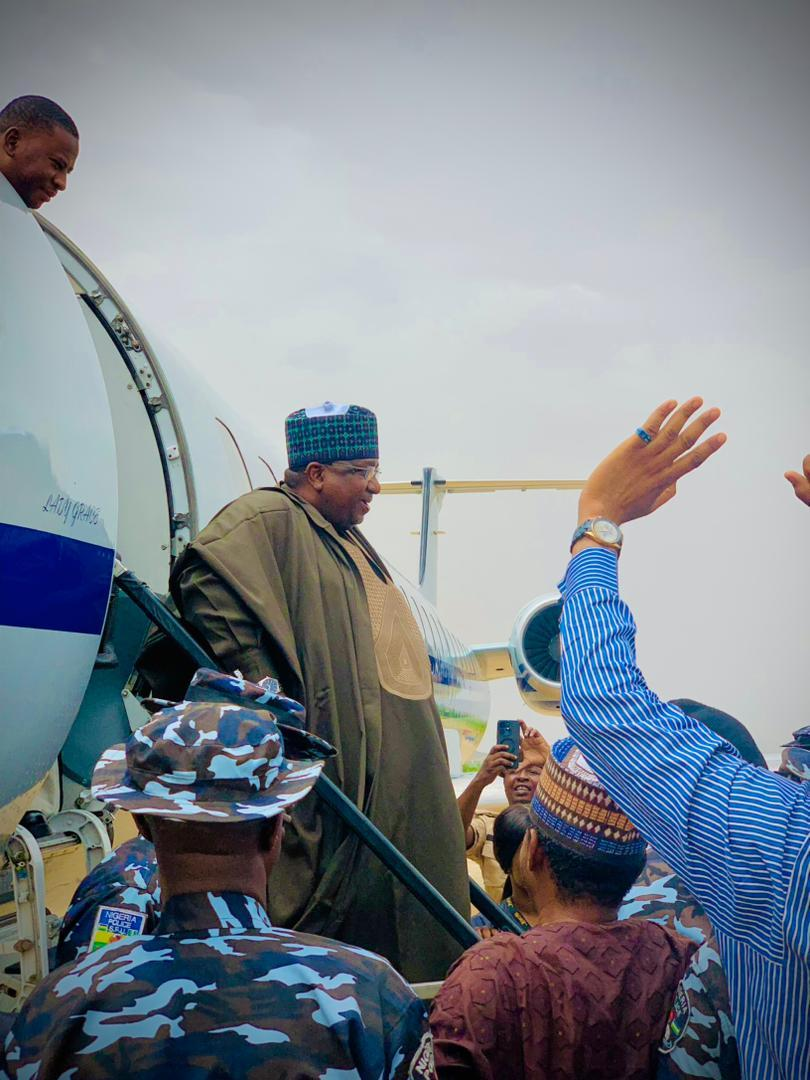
top-left (468, 643), bottom-right (513, 681)
top-left (379, 479), bottom-right (584, 494)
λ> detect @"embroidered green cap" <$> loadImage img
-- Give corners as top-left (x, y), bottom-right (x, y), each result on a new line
top-left (285, 402), bottom-right (378, 471)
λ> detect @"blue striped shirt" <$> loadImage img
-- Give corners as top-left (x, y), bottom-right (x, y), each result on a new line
top-left (560, 548), bottom-right (810, 1080)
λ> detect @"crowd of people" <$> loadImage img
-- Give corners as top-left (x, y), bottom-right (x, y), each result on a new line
top-left (2, 94), bottom-right (809, 1080)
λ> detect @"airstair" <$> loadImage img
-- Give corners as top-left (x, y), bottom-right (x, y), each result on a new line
top-left (0, 562), bottom-right (523, 1012)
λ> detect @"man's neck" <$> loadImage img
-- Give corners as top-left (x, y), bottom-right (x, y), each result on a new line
top-left (156, 851), bottom-right (268, 909)
top-left (509, 883), bottom-right (541, 926)
top-left (534, 893), bottom-right (620, 928)
top-left (526, 875), bottom-right (620, 928)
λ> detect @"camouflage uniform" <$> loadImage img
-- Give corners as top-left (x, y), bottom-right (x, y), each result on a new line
top-left (4, 891), bottom-right (433, 1079)
top-left (619, 850), bottom-right (740, 1079)
top-left (2, 669), bottom-right (437, 1080)
top-left (56, 836), bottom-right (160, 966)
top-left (781, 724), bottom-right (810, 781)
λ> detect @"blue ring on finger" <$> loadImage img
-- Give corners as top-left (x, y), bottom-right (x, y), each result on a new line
top-left (635, 427), bottom-right (653, 444)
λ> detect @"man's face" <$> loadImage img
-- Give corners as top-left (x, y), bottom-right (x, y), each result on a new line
top-left (1, 124), bottom-right (79, 208)
top-left (316, 460), bottom-right (381, 531)
top-left (504, 760), bottom-right (544, 805)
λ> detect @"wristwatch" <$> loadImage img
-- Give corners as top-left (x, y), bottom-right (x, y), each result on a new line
top-left (570, 517), bottom-right (623, 552)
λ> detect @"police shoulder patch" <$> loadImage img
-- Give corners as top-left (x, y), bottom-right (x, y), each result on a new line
top-left (89, 905), bottom-right (148, 952)
top-left (660, 981), bottom-right (691, 1054)
top-left (409, 1030), bottom-right (437, 1079)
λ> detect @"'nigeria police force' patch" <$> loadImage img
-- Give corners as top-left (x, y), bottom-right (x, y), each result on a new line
top-left (89, 905), bottom-right (148, 952)
top-left (660, 981), bottom-right (691, 1054)
top-left (410, 1031), bottom-right (436, 1079)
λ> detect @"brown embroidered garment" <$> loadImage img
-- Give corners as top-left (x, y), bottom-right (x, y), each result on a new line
top-left (431, 919), bottom-right (694, 1079)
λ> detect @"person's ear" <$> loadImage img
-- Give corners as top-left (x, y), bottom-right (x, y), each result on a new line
top-left (306, 462), bottom-right (326, 491)
top-left (526, 828), bottom-right (544, 872)
top-left (133, 813), bottom-right (153, 844)
top-left (2, 126), bottom-right (21, 157)
top-left (260, 814), bottom-right (284, 855)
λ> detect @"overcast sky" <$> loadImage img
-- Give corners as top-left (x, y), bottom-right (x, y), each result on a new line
top-left (5, 0), bottom-right (809, 755)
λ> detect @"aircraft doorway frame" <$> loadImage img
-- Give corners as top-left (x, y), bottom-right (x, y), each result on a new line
top-left (34, 214), bottom-right (197, 562)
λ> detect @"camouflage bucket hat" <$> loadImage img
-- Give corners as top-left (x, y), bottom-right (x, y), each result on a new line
top-left (182, 668), bottom-right (336, 763)
top-left (92, 670), bottom-right (335, 822)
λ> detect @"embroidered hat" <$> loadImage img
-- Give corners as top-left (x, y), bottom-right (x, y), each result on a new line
top-left (285, 402), bottom-right (378, 471)
top-left (781, 725), bottom-right (810, 782)
top-left (529, 737), bottom-right (645, 863)
top-left (92, 669), bottom-right (335, 822)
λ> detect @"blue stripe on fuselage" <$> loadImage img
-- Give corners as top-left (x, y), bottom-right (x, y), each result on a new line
top-left (0, 521), bottom-right (113, 635)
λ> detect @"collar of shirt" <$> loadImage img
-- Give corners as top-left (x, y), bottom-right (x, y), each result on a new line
top-left (155, 891), bottom-right (273, 934)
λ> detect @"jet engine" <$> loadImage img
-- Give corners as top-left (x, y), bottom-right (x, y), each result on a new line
top-left (508, 593), bottom-right (563, 715)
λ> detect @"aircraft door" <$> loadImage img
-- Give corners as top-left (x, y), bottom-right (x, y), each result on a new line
top-left (56, 299), bottom-right (172, 793)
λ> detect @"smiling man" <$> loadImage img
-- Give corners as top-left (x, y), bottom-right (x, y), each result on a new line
top-left (457, 723), bottom-right (550, 901)
top-left (168, 402), bottom-right (470, 982)
top-left (0, 95), bottom-right (78, 209)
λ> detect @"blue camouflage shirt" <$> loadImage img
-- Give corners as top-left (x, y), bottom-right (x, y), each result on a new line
top-left (620, 850), bottom-right (740, 1079)
top-left (4, 891), bottom-right (436, 1080)
top-left (56, 836), bottom-right (161, 966)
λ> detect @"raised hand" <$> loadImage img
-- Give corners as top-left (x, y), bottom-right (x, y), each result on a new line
top-left (785, 454), bottom-right (810, 507)
top-left (474, 744), bottom-right (517, 786)
top-left (519, 720), bottom-right (550, 767)
top-left (578, 397), bottom-right (727, 526)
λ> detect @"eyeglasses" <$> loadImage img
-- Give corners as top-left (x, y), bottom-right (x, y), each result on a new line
top-left (327, 463), bottom-right (382, 482)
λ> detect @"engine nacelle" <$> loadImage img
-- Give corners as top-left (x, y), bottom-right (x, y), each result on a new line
top-left (509, 593), bottom-right (563, 716)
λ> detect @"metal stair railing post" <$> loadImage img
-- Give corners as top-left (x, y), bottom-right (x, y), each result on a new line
top-left (114, 563), bottom-right (527, 946)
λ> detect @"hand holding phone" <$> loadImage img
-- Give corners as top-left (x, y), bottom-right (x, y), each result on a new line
top-left (496, 720), bottom-right (522, 769)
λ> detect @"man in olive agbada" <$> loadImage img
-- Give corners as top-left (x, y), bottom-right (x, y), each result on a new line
top-left (170, 402), bottom-right (470, 982)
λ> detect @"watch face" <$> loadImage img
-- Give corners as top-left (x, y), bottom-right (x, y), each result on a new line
top-left (592, 518), bottom-right (621, 544)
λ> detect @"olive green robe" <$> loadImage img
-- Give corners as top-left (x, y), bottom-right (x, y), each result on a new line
top-left (170, 486), bottom-right (469, 982)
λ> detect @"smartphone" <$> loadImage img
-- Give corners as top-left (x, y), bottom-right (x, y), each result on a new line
top-left (496, 720), bottom-right (521, 769)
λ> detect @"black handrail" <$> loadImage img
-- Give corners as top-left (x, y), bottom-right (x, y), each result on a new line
top-left (113, 562), bottom-right (524, 943)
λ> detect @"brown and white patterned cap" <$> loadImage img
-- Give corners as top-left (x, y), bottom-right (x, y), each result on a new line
top-left (529, 737), bottom-right (645, 863)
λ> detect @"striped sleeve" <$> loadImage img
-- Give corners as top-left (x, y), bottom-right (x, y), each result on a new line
top-left (559, 548), bottom-right (809, 957)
